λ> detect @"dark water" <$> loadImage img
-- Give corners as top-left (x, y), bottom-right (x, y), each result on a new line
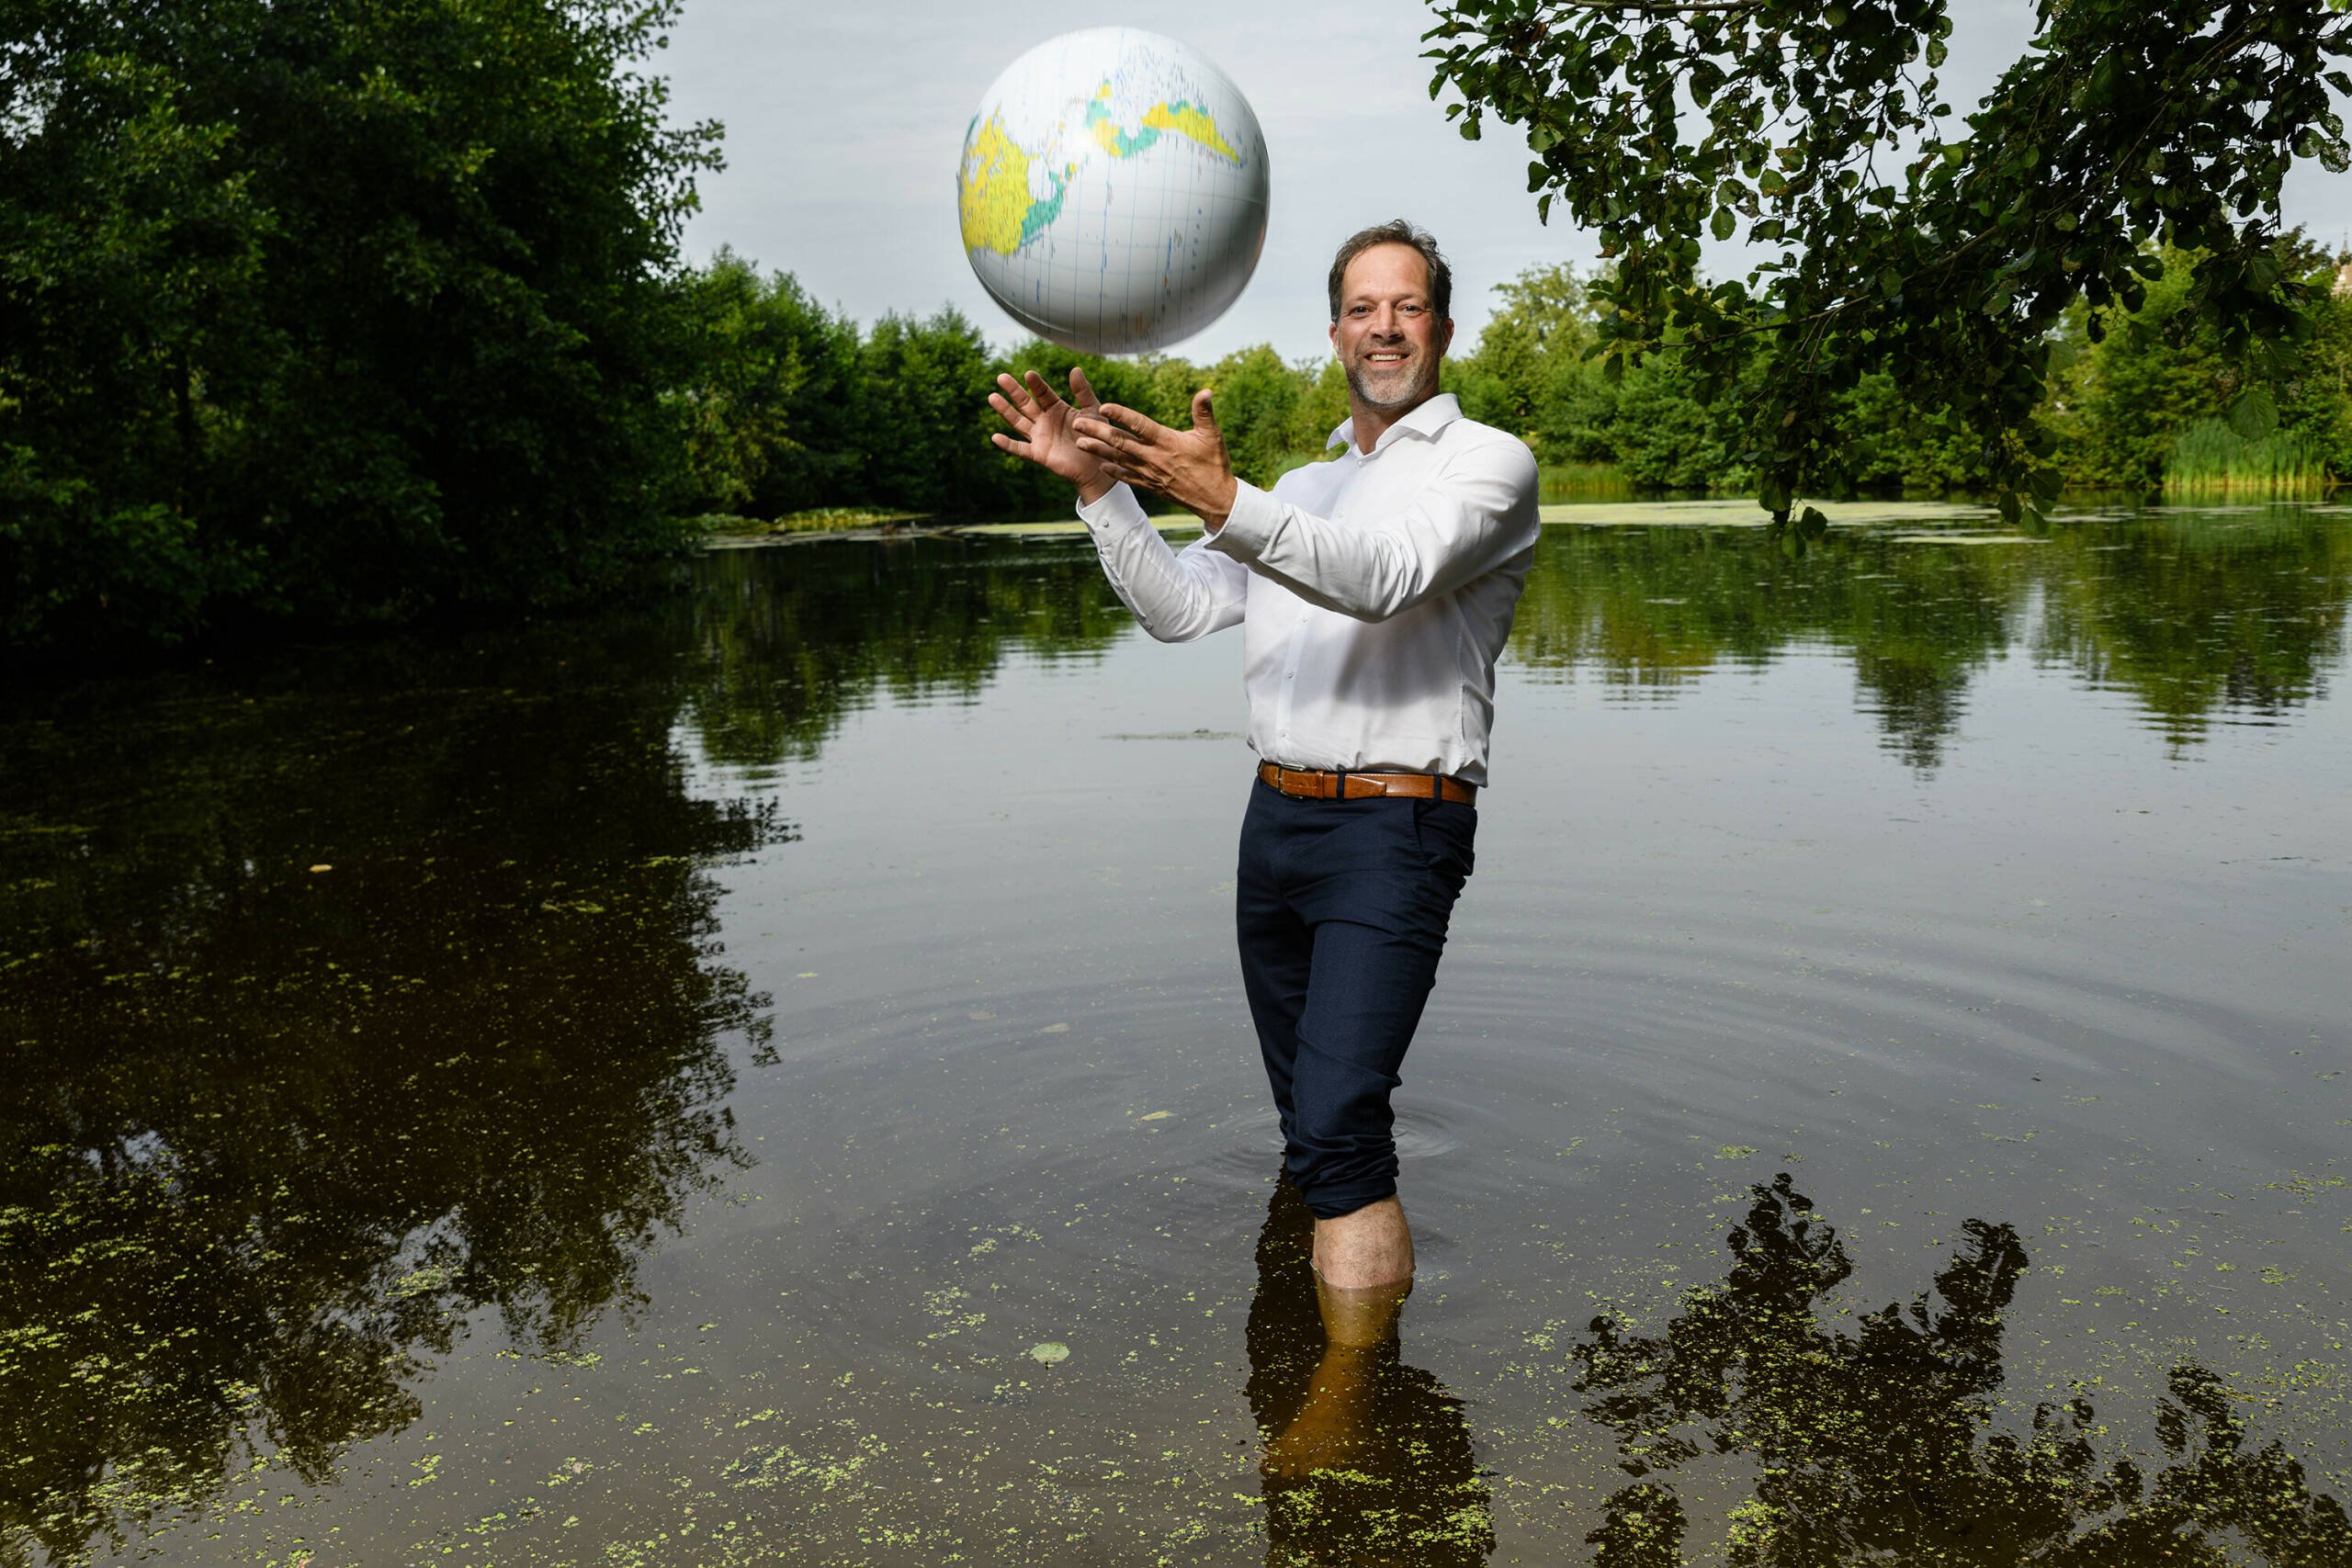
top-left (5, 506), bottom-right (2349, 1565)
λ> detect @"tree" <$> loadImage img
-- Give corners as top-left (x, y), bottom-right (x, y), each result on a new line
top-left (1456, 261), bottom-right (1597, 431)
top-left (1, 0), bottom-right (719, 653)
top-left (670, 250), bottom-right (863, 517)
top-left (855, 308), bottom-right (1005, 513)
top-left (1424, 0), bottom-right (2352, 525)
top-left (1204, 343), bottom-right (1309, 484)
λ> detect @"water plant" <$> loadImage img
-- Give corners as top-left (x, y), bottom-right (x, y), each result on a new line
top-left (2163, 418), bottom-right (2332, 498)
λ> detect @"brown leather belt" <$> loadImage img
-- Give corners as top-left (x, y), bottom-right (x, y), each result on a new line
top-left (1258, 761), bottom-right (1476, 806)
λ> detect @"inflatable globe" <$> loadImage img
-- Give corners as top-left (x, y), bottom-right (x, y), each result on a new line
top-left (957, 28), bottom-right (1270, 355)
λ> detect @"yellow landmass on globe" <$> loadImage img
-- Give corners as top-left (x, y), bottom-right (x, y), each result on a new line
top-left (1140, 101), bottom-right (1238, 162)
top-left (960, 115), bottom-right (1034, 254)
top-left (964, 87), bottom-right (1245, 259)
top-left (1084, 83), bottom-right (1242, 164)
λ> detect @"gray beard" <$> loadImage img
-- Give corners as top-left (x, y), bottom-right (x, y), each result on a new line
top-left (1345, 358), bottom-right (1437, 412)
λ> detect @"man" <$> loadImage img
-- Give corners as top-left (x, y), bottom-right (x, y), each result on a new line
top-left (986, 220), bottom-right (1540, 1292)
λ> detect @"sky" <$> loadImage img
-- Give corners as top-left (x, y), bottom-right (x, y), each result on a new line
top-left (660, 1), bottom-right (2352, 365)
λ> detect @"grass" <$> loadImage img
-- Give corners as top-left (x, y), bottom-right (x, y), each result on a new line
top-left (2163, 419), bottom-right (2332, 499)
top-left (1539, 460), bottom-right (1634, 501)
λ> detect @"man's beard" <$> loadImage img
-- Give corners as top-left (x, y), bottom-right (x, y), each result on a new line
top-left (1345, 351), bottom-right (1438, 412)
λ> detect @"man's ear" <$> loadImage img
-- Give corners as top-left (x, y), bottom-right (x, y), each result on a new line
top-left (1440, 318), bottom-right (1455, 357)
top-left (1329, 321), bottom-right (1339, 352)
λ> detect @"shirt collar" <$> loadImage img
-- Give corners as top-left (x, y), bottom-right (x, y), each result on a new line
top-left (1327, 392), bottom-right (1464, 455)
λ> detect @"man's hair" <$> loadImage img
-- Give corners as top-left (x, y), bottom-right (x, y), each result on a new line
top-left (1326, 220), bottom-right (1452, 324)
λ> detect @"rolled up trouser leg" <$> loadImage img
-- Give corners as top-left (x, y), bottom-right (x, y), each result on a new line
top-left (1237, 784), bottom-right (1476, 1220)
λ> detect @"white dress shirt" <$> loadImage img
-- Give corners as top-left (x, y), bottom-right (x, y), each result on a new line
top-left (1075, 392), bottom-right (1541, 786)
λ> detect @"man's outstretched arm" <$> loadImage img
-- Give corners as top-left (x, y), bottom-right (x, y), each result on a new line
top-left (987, 369), bottom-right (1245, 643)
top-left (1075, 400), bottom-right (1541, 624)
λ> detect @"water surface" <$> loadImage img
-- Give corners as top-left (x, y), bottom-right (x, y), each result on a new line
top-left (5, 505), bottom-right (2349, 1564)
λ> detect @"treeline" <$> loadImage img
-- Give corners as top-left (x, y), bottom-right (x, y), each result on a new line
top-left (666, 249), bottom-right (1357, 522)
top-left (9, 1), bottom-right (2348, 657)
top-left (673, 241), bottom-right (2352, 522)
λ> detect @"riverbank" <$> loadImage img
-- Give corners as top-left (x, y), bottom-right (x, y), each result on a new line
top-left (698, 494), bottom-right (2025, 547)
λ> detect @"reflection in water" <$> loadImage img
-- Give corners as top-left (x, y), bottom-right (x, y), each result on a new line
top-left (1247, 1180), bottom-right (1492, 1566)
top-left (1509, 508), bottom-right (2352, 767)
top-left (0, 622), bottom-right (776, 1562)
top-left (684, 541), bottom-right (1129, 766)
top-left (672, 513), bottom-right (2352, 779)
top-left (3, 511), bottom-right (2346, 1562)
top-left (1574, 1176), bottom-right (2352, 1566)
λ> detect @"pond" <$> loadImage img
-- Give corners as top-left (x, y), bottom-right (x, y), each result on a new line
top-left (4, 503), bottom-right (2349, 1565)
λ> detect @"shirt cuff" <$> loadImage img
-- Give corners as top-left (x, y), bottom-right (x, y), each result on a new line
top-left (1075, 481), bottom-right (1148, 532)
top-left (1204, 479), bottom-right (1280, 561)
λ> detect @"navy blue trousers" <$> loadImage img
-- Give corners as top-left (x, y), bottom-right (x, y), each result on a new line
top-left (1235, 778), bottom-right (1476, 1220)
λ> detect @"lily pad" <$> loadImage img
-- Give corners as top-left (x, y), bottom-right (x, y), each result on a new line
top-left (1029, 1342), bottom-right (1070, 1365)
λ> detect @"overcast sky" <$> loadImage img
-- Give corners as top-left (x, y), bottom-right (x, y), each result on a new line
top-left (661, 2), bottom-right (2352, 364)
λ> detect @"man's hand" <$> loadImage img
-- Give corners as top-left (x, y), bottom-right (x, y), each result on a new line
top-left (1072, 390), bottom-right (1239, 531)
top-left (989, 367), bottom-right (1117, 503)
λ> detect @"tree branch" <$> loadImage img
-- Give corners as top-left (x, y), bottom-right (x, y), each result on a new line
top-left (1543, 0), bottom-right (1765, 12)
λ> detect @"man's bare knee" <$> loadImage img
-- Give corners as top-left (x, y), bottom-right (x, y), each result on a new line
top-left (1312, 1195), bottom-right (1414, 1292)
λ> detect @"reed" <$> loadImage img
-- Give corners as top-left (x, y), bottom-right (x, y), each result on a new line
top-left (1540, 461), bottom-right (1635, 501)
top-left (2162, 419), bottom-right (2332, 498)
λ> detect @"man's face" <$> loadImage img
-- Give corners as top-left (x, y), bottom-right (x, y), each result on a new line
top-left (1329, 243), bottom-right (1454, 412)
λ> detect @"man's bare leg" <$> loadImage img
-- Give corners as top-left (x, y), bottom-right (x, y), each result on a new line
top-left (1312, 1195), bottom-right (1413, 1289)
top-left (1263, 1269), bottom-right (1411, 1479)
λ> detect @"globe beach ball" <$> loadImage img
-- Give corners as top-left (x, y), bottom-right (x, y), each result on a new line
top-left (956, 28), bottom-right (1271, 355)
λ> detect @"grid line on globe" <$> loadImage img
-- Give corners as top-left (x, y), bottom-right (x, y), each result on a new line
top-left (957, 28), bottom-right (1271, 355)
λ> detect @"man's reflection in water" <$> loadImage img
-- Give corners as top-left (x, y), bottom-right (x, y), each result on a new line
top-left (1247, 1179), bottom-right (1493, 1566)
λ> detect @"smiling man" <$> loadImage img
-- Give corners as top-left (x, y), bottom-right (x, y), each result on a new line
top-left (986, 220), bottom-right (1541, 1293)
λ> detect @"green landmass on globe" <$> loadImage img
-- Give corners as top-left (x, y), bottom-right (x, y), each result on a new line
top-left (960, 82), bottom-right (1243, 258)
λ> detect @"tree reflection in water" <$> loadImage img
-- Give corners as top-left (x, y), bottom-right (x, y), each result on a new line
top-left (1247, 1179), bottom-right (1493, 1566)
top-left (1509, 507), bottom-right (2352, 769)
top-left (1574, 1175), bottom-right (2352, 1566)
top-left (0, 620), bottom-right (777, 1564)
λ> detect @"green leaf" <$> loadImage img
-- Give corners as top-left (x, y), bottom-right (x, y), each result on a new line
top-left (2226, 386), bottom-right (2278, 440)
top-left (1712, 207), bottom-right (1736, 242)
